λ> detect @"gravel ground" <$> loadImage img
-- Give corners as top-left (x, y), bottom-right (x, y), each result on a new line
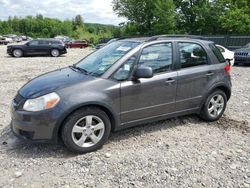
top-left (0, 45), bottom-right (249, 188)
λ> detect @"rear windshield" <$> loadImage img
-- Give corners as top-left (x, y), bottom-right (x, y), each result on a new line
top-left (209, 44), bottom-right (225, 63)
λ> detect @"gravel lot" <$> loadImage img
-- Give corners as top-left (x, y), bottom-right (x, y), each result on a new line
top-left (0, 45), bottom-right (249, 188)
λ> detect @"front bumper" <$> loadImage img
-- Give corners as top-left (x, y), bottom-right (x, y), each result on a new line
top-left (11, 101), bottom-right (62, 142)
top-left (235, 56), bottom-right (250, 64)
top-left (7, 48), bottom-right (12, 55)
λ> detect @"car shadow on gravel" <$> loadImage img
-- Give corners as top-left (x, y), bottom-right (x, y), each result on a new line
top-left (4, 55), bottom-right (67, 58)
top-left (0, 115), bottom-right (248, 158)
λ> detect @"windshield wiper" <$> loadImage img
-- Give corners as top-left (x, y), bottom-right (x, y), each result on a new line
top-left (70, 64), bottom-right (89, 74)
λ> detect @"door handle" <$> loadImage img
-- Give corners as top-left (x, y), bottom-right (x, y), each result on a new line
top-left (165, 78), bottom-right (175, 85)
top-left (206, 72), bottom-right (214, 76)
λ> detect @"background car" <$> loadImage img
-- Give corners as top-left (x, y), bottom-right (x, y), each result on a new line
top-left (234, 43), bottom-right (250, 65)
top-left (216, 44), bottom-right (235, 66)
top-left (95, 38), bottom-right (114, 49)
top-left (7, 38), bottom-right (67, 57)
top-left (65, 40), bottom-right (88, 48)
top-left (0, 36), bottom-right (10, 45)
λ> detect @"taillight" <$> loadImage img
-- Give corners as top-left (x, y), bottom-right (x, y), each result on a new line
top-left (224, 64), bottom-right (230, 75)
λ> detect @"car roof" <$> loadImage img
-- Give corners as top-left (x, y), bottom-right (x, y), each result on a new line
top-left (120, 35), bottom-right (213, 44)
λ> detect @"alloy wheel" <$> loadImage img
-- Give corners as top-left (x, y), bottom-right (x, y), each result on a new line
top-left (208, 94), bottom-right (225, 118)
top-left (71, 115), bottom-right (105, 148)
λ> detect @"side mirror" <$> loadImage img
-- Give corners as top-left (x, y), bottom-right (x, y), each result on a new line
top-left (26, 42), bottom-right (30, 46)
top-left (134, 66), bottom-right (153, 79)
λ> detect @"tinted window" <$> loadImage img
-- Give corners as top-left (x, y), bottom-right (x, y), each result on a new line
top-left (52, 40), bottom-right (62, 45)
top-left (29, 40), bottom-right (39, 46)
top-left (112, 55), bottom-right (137, 81)
top-left (38, 40), bottom-right (49, 45)
top-left (209, 44), bottom-right (225, 63)
top-left (178, 42), bottom-right (208, 68)
top-left (138, 43), bottom-right (172, 74)
top-left (216, 45), bottom-right (225, 53)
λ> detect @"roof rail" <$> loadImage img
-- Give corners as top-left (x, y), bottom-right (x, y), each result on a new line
top-left (146, 35), bottom-right (208, 42)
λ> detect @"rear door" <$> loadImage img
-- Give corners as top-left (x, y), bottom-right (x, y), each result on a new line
top-left (113, 42), bottom-right (178, 124)
top-left (37, 40), bottom-right (51, 54)
top-left (175, 42), bottom-right (216, 111)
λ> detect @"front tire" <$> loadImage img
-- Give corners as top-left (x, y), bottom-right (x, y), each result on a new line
top-left (61, 107), bottom-right (111, 154)
top-left (199, 90), bottom-right (227, 122)
top-left (12, 49), bottom-right (23, 57)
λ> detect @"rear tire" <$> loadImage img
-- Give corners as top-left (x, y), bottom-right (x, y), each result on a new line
top-left (199, 89), bottom-right (227, 122)
top-left (61, 107), bottom-right (111, 154)
top-left (51, 49), bottom-right (60, 57)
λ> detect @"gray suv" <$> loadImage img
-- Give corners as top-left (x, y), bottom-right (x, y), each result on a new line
top-left (11, 36), bottom-right (231, 153)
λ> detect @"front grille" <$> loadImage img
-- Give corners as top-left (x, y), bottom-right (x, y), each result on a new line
top-left (235, 52), bottom-right (248, 56)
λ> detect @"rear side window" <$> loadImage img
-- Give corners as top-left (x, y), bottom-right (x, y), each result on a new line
top-left (178, 42), bottom-right (208, 68)
top-left (209, 44), bottom-right (225, 63)
top-left (52, 40), bottom-right (62, 45)
top-left (138, 43), bottom-right (173, 74)
top-left (38, 40), bottom-right (49, 45)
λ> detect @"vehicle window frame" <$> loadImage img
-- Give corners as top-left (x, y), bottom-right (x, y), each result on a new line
top-left (110, 53), bottom-right (139, 82)
top-left (177, 42), bottom-right (209, 69)
top-left (132, 42), bottom-right (174, 77)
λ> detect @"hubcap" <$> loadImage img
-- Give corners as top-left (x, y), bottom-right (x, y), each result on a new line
top-left (208, 94), bottom-right (225, 118)
top-left (71, 115), bottom-right (105, 148)
top-left (52, 50), bottom-right (59, 56)
top-left (14, 50), bottom-right (21, 57)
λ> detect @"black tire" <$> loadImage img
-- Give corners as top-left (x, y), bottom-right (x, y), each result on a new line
top-left (199, 89), bottom-right (227, 122)
top-left (61, 107), bottom-right (111, 154)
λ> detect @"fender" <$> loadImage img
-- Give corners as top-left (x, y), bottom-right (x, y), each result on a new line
top-left (199, 81), bottom-right (231, 113)
top-left (51, 101), bottom-right (120, 143)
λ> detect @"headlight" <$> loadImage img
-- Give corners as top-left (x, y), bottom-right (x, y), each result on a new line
top-left (248, 52), bottom-right (250, 56)
top-left (23, 92), bottom-right (60, 112)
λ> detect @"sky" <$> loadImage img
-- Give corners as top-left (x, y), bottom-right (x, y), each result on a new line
top-left (0, 0), bottom-right (126, 25)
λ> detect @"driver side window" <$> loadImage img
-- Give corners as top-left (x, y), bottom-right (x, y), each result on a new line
top-left (28, 40), bottom-right (39, 46)
top-left (112, 55), bottom-right (137, 81)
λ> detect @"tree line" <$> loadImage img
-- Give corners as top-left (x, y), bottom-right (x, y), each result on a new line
top-left (0, 14), bottom-right (119, 43)
top-left (113, 0), bottom-right (250, 36)
top-left (0, 0), bottom-right (249, 43)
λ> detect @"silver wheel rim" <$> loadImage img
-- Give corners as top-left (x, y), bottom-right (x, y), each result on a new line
top-left (51, 49), bottom-right (59, 57)
top-left (13, 50), bottom-right (22, 57)
top-left (71, 115), bottom-right (105, 148)
top-left (208, 94), bottom-right (225, 118)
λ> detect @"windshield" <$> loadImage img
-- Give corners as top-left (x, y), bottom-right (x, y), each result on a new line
top-left (75, 41), bottom-right (139, 77)
top-left (243, 43), bottom-right (250, 48)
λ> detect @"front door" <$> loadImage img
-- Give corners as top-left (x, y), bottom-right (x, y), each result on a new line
top-left (119, 42), bottom-right (177, 124)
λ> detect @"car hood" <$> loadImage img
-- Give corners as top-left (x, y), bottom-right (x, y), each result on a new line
top-left (8, 44), bottom-right (25, 48)
top-left (234, 48), bottom-right (250, 52)
top-left (19, 67), bottom-right (96, 98)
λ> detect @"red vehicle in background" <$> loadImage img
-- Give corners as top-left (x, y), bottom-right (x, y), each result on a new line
top-left (65, 40), bottom-right (88, 48)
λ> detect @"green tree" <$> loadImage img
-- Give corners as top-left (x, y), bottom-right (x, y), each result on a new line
top-left (113, 0), bottom-right (176, 35)
top-left (217, 0), bottom-right (250, 34)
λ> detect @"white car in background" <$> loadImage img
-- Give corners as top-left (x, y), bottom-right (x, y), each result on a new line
top-left (216, 44), bottom-right (235, 66)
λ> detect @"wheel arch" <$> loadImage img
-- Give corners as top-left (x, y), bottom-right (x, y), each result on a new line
top-left (53, 102), bottom-right (118, 142)
top-left (199, 83), bottom-right (231, 113)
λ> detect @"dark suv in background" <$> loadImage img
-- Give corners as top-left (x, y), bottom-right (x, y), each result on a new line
top-left (7, 39), bottom-right (67, 57)
top-left (234, 43), bottom-right (250, 65)
top-left (11, 36), bottom-right (231, 153)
